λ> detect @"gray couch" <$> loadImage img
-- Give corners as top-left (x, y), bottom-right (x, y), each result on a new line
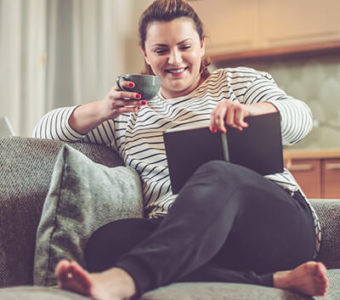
top-left (0, 136), bottom-right (339, 299)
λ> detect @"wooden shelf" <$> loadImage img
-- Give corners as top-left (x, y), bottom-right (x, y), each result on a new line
top-left (283, 149), bottom-right (340, 199)
top-left (284, 149), bottom-right (340, 160)
top-left (210, 41), bottom-right (340, 65)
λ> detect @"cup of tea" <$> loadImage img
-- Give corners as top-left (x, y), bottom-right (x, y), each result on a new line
top-left (116, 74), bottom-right (161, 100)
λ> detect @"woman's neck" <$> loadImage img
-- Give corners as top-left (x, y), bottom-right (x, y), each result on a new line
top-left (161, 73), bottom-right (210, 99)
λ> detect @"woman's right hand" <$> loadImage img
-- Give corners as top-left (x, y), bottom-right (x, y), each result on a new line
top-left (69, 80), bottom-right (146, 134)
top-left (98, 80), bottom-right (146, 120)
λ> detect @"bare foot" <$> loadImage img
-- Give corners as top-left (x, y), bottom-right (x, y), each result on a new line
top-left (273, 261), bottom-right (328, 296)
top-left (55, 259), bottom-right (136, 300)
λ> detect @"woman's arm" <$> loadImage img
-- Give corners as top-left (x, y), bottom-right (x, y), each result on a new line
top-left (210, 70), bottom-right (313, 146)
top-left (32, 106), bottom-right (85, 141)
top-left (243, 73), bottom-right (313, 145)
top-left (33, 80), bottom-right (145, 142)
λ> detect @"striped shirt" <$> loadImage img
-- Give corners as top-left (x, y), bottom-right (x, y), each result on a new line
top-left (33, 67), bottom-right (321, 255)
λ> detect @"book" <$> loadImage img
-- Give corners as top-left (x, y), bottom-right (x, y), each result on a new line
top-left (163, 112), bottom-right (283, 194)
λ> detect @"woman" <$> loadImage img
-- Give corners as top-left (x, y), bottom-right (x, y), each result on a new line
top-left (34, 0), bottom-right (328, 299)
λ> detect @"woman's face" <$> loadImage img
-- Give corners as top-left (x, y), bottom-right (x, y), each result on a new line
top-left (143, 17), bottom-right (206, 99)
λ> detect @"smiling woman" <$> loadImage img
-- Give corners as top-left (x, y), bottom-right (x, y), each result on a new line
top-left (32, 0), bottom-right (328, 299)
top-left (142, 18), bottom-right (206, 98)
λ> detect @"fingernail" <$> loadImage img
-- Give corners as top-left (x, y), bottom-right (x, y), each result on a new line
top-left (137, 106), bottom-right (141, 110)
top-left (136, 94), bottom-right (141, 99)
top-left (129, 83), bottom-right (134, 88)
top-left (211, 127), bottom-right (217, 133)
top-left (141, 100), bottom-right (147, 105)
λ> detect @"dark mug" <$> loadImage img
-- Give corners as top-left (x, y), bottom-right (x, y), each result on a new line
top-left (116, 74), bottom-right (161, 100)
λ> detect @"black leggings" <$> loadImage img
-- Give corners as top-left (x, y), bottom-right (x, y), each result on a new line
top-left (85, 161), bottom-right (316, 295)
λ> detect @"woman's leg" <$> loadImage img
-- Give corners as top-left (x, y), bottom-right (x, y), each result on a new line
top-left (210, 189), bottom-right (315, 274)
top-left (85, 218), bottom-right (161, 272)
top-left (54, 218), bottom-right (161, 299)
top-left (114, 161), bottom-right (316, 292)
top-left (56, 161), bottom-right (327, 298)
top-left (178, 260), bottom-right (328, 296)
top-left (86, 217), bottom-right (272, 287)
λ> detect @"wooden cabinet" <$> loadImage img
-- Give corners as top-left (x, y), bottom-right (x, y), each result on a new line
top-left (259, 0), bottom-right (340, 49)
top-left (322, 159), bottom-right (340, 198)
top-left (284, 150), bottom-right (340, 199)
top-left (286, 158), bottom-right (321, 198)
top-left (190, 0), bottom-right (260, 55)
top-left (190, 0), bottom-right (340, 60)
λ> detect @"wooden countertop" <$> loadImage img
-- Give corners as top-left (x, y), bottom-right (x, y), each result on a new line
top-left (283, 149), bottom-right (340, 160)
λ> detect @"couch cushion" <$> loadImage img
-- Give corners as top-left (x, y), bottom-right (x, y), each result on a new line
top-left (142, 282), bottom-right (311, 300)
top-left (0, 137), bottom-right (123, 287)
top-left (327, 269), bottom-right (340, 300)
top-left (33, 144), bottom-right (143, 286)
top-left (309, 199), bottom-right (340, 269)
top-left (0, 270), bottom-right (339, 299)
top-left (0, 286), bottom-right (89, 299)
top-left (142, 268), bottom-right (340, 300)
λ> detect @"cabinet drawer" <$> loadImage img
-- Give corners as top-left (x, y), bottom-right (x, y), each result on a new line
top-left (322, 159), bottom-right (340, 198)
top-left (286, 159), bottom-right (321, 198)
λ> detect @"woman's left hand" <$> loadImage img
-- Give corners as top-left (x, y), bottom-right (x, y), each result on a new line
top-left (210, 101), bottom-right (278, 133)
top-left (210, 100), bottom-right (250, 133)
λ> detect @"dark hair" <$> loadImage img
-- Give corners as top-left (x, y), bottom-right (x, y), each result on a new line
top-left (139, 0), bottom-right (210, 78)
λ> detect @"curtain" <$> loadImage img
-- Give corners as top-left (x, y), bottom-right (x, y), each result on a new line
top-left (0, 0), bottom-right (152, 137)
top-left (0, 0), bottom-right (47, 137)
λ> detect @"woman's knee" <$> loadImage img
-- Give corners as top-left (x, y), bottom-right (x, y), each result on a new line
top-left (175, 162), bottom-right (243, 214)
top-left (197, 160), bottom-right (268, 189)
top-left (198, 160), bottom-right (230, 174)
top-left (194, 160), bottom-right (248, 186)
top-left (178, 160), bottom-right (270, 216)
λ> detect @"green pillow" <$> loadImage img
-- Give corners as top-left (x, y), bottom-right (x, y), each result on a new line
top-left (33, 144), bottom-right (143, 286)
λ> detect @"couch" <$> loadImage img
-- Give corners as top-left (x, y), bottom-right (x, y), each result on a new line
top-left (0, 136), bottom-right (339, 299)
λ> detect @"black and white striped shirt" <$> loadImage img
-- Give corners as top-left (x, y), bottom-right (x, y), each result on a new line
top-left (33, 67), bottom-right (321, 254)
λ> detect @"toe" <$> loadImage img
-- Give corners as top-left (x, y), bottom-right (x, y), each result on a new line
top-left (55, 260), bottom-right (70, 276)
top-left (69, 263), bottom-right (92, 289)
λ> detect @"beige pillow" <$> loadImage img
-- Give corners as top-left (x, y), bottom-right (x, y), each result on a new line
top-left (33, 144), bottom-right (143, 286)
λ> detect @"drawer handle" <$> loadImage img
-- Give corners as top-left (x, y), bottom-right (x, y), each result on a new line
top-left (325, 163), bottom-right (340, 170)
top-left (287, 163), bottom-right (313, 171)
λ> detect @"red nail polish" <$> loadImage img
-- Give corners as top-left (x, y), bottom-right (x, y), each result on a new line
top-left (129, 83), bottom-right (134, 88)
top-left (211, 127), bottom-right (217, 133)
top-left (136, 94), bottom-right (141, 99)
top-left (141, 100), bottom-right (147, 105)
top-left (137, 107), bottom-right (141, 110)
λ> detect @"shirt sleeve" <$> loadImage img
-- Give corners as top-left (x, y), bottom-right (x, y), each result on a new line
top-left (32, 106), bottom-right (86, 141)
top-left (242, 71), bottom-right (313, 145)
top-left (32, 106), bottom-right (120, 151)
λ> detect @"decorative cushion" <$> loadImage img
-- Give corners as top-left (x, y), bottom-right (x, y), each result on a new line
top-left (33, 144), bottom-right (143, 286)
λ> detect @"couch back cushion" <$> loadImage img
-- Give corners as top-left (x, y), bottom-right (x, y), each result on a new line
top-left (310, 199), bottom-right (340, 268)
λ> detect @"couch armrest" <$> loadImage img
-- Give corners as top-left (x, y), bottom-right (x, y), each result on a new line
top-left (310, 199), bottom-right (340, 269)
top-left (0, 137), bottom-right (124, 287)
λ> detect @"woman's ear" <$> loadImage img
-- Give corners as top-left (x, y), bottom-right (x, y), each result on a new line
top-left (200, 37), bottom-right (206, 57)
top-left (141, 46), bottom-right (151, 65)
